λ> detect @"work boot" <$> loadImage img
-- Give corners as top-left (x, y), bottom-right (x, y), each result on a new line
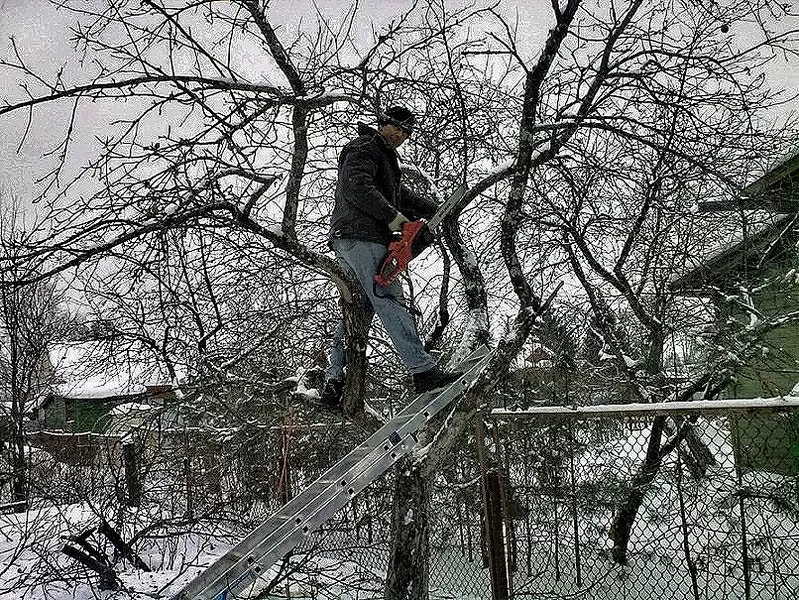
top-left (319, 378), bottom-right (344, 409)
top-left (413, 367), bottom-right (463, 394)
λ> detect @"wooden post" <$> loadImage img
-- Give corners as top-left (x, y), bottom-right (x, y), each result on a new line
top-left (484, 470), bottom-right (510, 600)
top-left (122, 440), bottom-right (141, 507)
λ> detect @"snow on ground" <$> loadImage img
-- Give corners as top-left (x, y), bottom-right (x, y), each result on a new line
top-left (0, 507), bottom-right (487, 600)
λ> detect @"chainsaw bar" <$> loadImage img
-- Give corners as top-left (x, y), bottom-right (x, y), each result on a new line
top-left (427, 183), bottom-right (468, 231)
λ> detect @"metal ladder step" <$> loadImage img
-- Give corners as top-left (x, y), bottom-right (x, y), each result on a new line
top-left (172, 345), bottom-right (490, 600)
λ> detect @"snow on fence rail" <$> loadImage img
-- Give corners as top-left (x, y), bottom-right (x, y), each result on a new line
top-left (490, 396), bottom-right (799, 418)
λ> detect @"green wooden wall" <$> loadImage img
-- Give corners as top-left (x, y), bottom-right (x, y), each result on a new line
top-left (44, 396), bottom-right (116, 433)
top-left (722, 260), bottom-right (799, 398)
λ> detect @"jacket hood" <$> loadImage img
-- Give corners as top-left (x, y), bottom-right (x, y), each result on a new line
top-left (356, 121), bottom-right (395, 154)
top-left (357, 121), bottom-right (378, 136)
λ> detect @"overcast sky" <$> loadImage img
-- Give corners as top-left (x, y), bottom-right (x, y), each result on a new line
top-left (0, 0), bottom-right (797, 204)
top-left (0, 0), bottom-right (550, 200)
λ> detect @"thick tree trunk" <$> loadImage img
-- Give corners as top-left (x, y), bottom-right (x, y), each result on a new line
top-left (10, 388), bottom-right (27, 511)
top-left (123, 440), bottom-right (141, 507)
top-left (339, 291), bottom-right (368, 415)
top-left (609, 415), bottom-right (666, 563)
top-left (385, 459), bottom-right (431, 600)
top-left (12, 429), bottom-right (27, 511)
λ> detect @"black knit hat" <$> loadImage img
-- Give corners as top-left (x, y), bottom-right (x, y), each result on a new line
top-left (378, 105), bottom-right (416, 134)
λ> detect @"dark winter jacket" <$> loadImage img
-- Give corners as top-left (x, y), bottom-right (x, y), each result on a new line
top-left (329, 123), bottom-right (438, 246)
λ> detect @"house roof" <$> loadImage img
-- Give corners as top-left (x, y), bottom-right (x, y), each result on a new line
top-left (671, 214), bottom-right (799, 291)
top-left (48, 341), bottom-right (172, 400)
top-left (672, 149), bottom-right (799, 292)
top-left (740, 151), bottom-right (799, 209)
top-left (698, 151), bottom-right (799, 213)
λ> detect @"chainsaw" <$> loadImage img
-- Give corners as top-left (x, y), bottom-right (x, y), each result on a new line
top-left (374, 183), bottom-right (468, 287)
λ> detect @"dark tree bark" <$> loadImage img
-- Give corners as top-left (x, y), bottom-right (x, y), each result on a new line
top-left (123, 441), bottom-right (142, 508)
top-left (609, 415), bottom-right (666, 564)
top-left (340, 292), bottom-right (369, 415)
top-left (385, 458), bottom-right (432, 600)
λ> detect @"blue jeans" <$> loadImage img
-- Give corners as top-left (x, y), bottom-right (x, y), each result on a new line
top-left (326, 238), bottom-right (436, 381)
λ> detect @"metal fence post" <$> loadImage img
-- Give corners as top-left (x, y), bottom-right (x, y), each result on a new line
top-left (484, 469), bottom-right (510, 600)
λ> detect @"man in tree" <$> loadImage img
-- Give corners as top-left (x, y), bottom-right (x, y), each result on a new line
top-left (320, 106), bottom-right (461, 408)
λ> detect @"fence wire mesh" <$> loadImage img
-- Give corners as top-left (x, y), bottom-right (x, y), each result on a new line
top-left (472, 405), bottom-right (799, 600)
top-left (255, 404), bottom-right (799, 599)
top-left (12, 403), bottom-right (798, 600)
top-left (166, 409), bottom-right (799, 600)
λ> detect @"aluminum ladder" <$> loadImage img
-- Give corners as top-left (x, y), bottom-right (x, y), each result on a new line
top-left (172, 345), bottom-right (491, 600)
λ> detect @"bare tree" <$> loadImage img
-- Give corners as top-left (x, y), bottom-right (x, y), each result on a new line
top-left (2, 0), bottom-right (798, 596)
top-left (381, 0), bottom-right (799, 588)
top-left (0, 193), bottom-right (65, 510)
top-left (513, 0), bottom-right (799, 565)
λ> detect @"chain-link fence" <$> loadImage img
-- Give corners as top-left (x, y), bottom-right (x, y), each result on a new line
top-left (240, 402), bottom-right (798, 599)
top-left (472, 401), bottom-right (799, 600)
top-left (276, 402), bottom-right (798, 600)
top-left (15, 401), bottom-right (799, 599)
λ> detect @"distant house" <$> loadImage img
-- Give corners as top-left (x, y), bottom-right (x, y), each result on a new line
top-left (671, 151), bottom-right (799, 398)
top-left (36, 341), bottom-right (176, 433)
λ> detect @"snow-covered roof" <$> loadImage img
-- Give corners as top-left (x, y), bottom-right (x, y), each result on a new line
top-left (699, 151), bottom-right (799, 213)
top-left (48, 341), bottom-right (172, 400)
top-left (671, 213), bottom-right (798, 291)
top-left (674, 148), bottom-right (799, 290)
top-left (741, 150), bottom-right (799, 202)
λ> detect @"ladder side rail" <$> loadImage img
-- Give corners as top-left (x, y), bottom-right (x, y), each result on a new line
top-left (174, 412), bottom-right (417, 600)
top-left (231, 352), bottom-right (492, 596)
top-left (228, 348), bottom-right (491, 565)
top-left (191, 351), bottom-right (492, 600)
top-left (182, 416), bottom-right (420, 600)
top-left (175, 346), bottom-right (490, 600)
top-left (223, 428), bottom-right (425, 599)
top-left (185, 344), bottom-right (489, 583)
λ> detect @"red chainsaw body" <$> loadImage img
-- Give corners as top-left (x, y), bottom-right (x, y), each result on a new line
top-left (374, 220), bottom-right (435, 287)
top-left (373, 183), bottom-right (467, 287)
